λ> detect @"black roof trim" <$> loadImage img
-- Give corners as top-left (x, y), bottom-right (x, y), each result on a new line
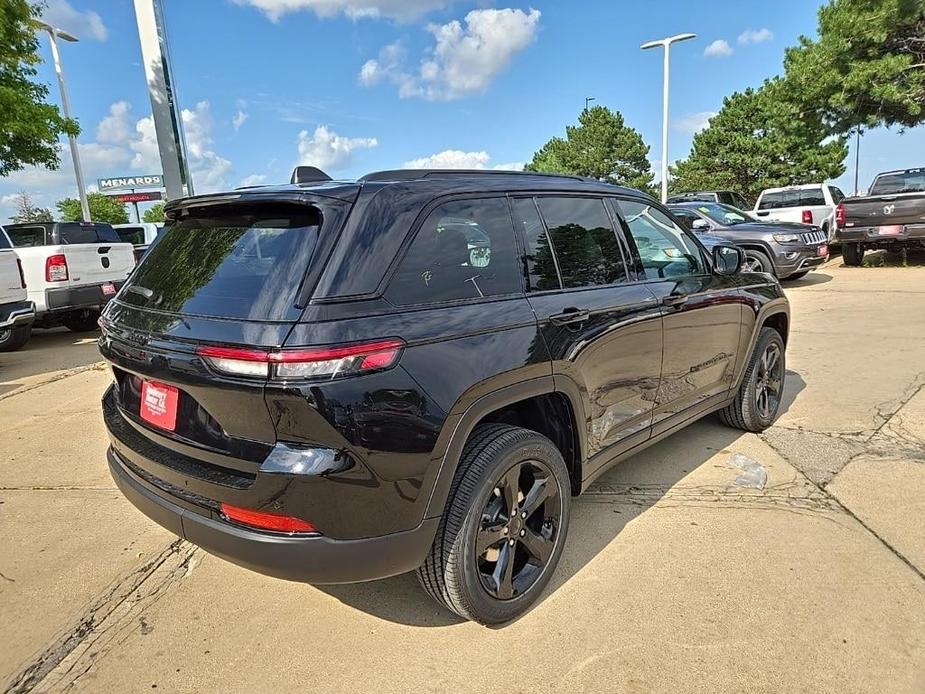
top-left (358, 169), bottom-right (590, 183)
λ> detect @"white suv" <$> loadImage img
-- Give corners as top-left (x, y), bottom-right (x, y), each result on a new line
top-left (753, 184), bottom-right (846, 243)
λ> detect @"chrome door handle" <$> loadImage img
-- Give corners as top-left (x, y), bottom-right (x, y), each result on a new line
top-left (549, 308), bottom-right (590, 325)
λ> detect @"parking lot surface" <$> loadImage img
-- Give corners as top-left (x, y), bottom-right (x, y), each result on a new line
top-left (1, 260), bottom-right (923, 693)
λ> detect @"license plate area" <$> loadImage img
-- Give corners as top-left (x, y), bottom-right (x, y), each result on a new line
top-left (140, 380), bottom-right (179, 431)
top-left (877, 225), bottom-right (905, 236)
top-left (102, 282), bottom-right (116, 296)
top-left (817, 244), bottom-right (829, 257)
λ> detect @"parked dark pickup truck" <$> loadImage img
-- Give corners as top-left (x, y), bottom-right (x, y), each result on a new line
top-left (837, 168), bottom-right (925, 265)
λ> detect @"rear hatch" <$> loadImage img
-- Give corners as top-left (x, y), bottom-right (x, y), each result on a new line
top-left (100, 197), bottom-right (348, 478)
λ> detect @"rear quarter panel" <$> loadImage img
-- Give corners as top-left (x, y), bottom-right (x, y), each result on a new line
top-left (0, 249), bottom-right (26, 305)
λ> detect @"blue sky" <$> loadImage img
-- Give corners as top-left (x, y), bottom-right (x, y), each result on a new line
top-left (3, 0), bottom-right (924, 220)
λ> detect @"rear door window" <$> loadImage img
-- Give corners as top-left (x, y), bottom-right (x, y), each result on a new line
top-left (533, 196), bottom-right (629, 289)
top-left (120, 208), bottom-right (320, 321)
top-left (7, 226), bottom-right (46, 247)
top-left (386, 197), bottom-right (520, 305)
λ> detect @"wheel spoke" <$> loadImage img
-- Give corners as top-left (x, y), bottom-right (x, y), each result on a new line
top-left (757, 388), bottom-right (768, 417)
top-left (500, 464), bottom-right (521, 516)
top-left (475, 522), bottom-right (507, 556)
top-left (766, 376), bottom-right (783, 394)
top-left (491, 541), bottom-right (516, 599)
top-left (765, 346), bottom-right (780, 373)
top-left (520, 527), bottom-right (554, 564)
top-left (520, 476), bottom-right (553, 519)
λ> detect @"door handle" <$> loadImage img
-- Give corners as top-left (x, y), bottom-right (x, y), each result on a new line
top-left (661, 295), bottom-right (688, 308)
top-left (756, 211), bottom-right (769, 217)
top-left (549, 307), bottom-right (590, 326)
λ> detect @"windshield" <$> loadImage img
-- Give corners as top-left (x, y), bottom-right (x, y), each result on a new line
top-left (119, 207), bottom-right (320, 321)
top-left (694, 203), bottom-right (750, 225)
top-left (870, 170), bottom-right (925, 195)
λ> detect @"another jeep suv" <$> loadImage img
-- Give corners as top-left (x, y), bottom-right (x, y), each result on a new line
top-left (100, 169), bottom-right (789, 624)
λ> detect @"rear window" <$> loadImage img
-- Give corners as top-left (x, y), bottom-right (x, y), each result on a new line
top-left (870, 170), bottom-right (925, 195)
top-left (120, 208), bottom-right (320, 321)
top-left (114, 226), bottom-right (146, 245)
top-left (7, 226), bottom-right (46, 247)
top-left (758, 188), bottom-right (825, 210)
top-left (58, 223), bottom-right (121, 244)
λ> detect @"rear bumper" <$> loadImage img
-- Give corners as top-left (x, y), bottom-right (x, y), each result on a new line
top-left (0, 300), bottom-right (35, 329)
top-left (42, 281), bottom-right (124, 314)
top-left (109, 448), bottom-right (438, 583)
top-left (837, 225), bottom-right (925, 245)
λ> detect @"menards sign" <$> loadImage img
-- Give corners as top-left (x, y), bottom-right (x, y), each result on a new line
top-left (98, 174), bottom-right (163, 191)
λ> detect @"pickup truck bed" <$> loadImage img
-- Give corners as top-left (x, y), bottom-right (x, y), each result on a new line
top-left (837, 168), bottom-right (925, 265)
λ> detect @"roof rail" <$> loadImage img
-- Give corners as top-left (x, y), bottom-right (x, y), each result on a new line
top-left (358, 169), bottom-right (589, 183)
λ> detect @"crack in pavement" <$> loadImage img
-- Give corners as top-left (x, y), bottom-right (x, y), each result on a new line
top-left (3, 539), bottom-right (200, 694)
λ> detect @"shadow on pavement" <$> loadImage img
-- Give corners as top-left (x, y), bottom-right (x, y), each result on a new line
top-left (782, 272), bottom-right (833, 287)
top-left (319, 371), bottom-right (808, 628)
top-left (0, 328), bottom-right (101, 396)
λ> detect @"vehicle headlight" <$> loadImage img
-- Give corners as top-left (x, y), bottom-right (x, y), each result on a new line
top-left (773, 234), bottom-right (799, 243)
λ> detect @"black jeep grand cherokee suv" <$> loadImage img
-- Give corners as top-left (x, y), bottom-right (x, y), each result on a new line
top-left (100, 168), bottom-right (789, 624)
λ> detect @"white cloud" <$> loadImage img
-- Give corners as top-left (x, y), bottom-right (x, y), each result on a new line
top-left (360, 8), bottom-right (541, 100)
top-left (296, 125), bottom-right (378, 170)
top-left (41, 0), bottom-right (108, 41)
top-left (232, 110), bottom-right (249, 131)
top-left (738, 28), bottom-right (773, 45)
top-left (96, 101), bottom-right (133, 145)
top-left (704, 39), bottom-right (733, 58)
top-left (239, 174), bottom-right (268, 187)
top-left (233, 0), bottom-right (447, 22)
top-left (674, 111), bottom-right (717, 134)
top-left (402, 150), bottom-right (521, 170)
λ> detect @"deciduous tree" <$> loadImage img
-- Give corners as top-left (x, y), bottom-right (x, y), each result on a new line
top-left (56, 193), bottom-right (129, 224)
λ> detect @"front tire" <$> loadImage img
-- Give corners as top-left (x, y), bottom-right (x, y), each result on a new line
top-left (842, 243), bottom-right (864, 266)
top-left (417, 423), bottom-right (571, 625)
top-left (720, 327), bottom-right (786, 432)
top-left (62, 309), bottom-right (101, 332)
top-left (0, 325), bottom-right (32, 352)
top-left (742, 250), bottom-right (774, 275)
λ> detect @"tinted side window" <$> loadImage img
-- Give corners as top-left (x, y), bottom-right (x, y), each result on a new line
top-left (758, 191), bottom-right (799, 210)
top-left (617, 200), bottom-right (705, 280)
top-left (829, 187), bottom-right (845, 204)
top-left (7, 227), bottom-right (46, 247)
top-left (799, 188), bottom-right (826, 206)
top-left (387, 198), bottom-right (520, 305)
top-left (115, 226), bottom-right (146, 245)
top-left (535, 197), bottom-right (628, 288)
top-left (0, 230), bottom-right (11, 250)
top-left (512, 198), bottom-right (560, 291)
top-left (731, 193), bottom-right (750, 210)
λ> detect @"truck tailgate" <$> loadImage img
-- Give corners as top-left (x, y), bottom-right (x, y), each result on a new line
top-left (843, 194), bottom-right (925, 229)
top-left (64, 244), bottom-right (136, 285)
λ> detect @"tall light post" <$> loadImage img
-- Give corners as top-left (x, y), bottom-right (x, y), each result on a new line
top-left (585, 96), bottom-right (595, 112)
top-left (32, 20), bottom-right (91, 222)
top-left (641, 33), bottom-right (696, 203)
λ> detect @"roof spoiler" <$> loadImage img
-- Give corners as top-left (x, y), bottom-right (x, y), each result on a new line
top-left (291, 166), bottom-right (332, 184)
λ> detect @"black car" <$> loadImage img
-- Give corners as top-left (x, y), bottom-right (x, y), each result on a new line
top-left (100, 168), bottom-right (789, 624)
top-left (666, 190), bottom-right (751, 210)
top-left (669, 202), bottom-right (829, 279)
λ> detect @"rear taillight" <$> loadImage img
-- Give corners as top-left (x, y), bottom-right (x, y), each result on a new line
top-left (45, 254), bottom-right (68, 282)
top-left (801, 209), bottom-right (813, 225)
top-left (220, 503), bottom-right (318, 534)
top-left (16, 258), bottom-right (26, 289)
top-left (835, 203), bottom-right (845, 227)
top-left (197, 338), bottom-right (405, 380)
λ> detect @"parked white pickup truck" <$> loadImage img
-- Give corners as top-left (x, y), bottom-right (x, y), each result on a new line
top-left (5, 222), bottom-right (135, 332)
top-left (753, 183), bottom-right (847, 244)
top-left (0, 226), bottom-right (35, 351)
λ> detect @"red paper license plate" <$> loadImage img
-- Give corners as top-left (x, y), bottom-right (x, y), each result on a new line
top-left (140, 381), bottom-right (179, 431)
top-left (101, 282), bottom-right (116, 296)
top-left (817, 244), bottom-right (829, 257)
top-left (877, 225), bottom-right (904, 236)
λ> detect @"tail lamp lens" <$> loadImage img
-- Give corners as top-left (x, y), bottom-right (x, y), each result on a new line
top-left (801, 209), bottom-right (813, 225)
top-left (835, 203), bottom-right (846, 227)
top-left (197, 339), bottom-right (405, 380)
top-left (220, 503), bottom-right (318, 534)
top-left (45, 254), bottom-right (68, 282)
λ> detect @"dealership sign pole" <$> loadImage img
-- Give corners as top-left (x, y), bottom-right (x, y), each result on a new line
top-left (132, 0), bottom-right (193, 201)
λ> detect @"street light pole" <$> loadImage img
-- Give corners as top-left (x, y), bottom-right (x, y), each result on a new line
top-left (585, 96), bottom-right (595, 112)
top-left (641, 33), bottom-right (696, 203)
top-left (34, 21), bottom-right (91, 222)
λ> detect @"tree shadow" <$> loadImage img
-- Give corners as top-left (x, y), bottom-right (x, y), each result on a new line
top-left (317, 371), bottom-right (807, 628)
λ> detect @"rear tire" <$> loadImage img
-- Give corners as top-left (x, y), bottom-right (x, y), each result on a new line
top-left (720, 327), bottom-right (786, 432)
top-left (417, 423), bottom-right (571, 625)
top-left (742, 250), bottom-right (774, 275)
top-left (0, 325), bottom-right (32, 352)
top-left (62, 309), bottom-right (101, 332)
top-left (842, 243), bottom-right (865, 266)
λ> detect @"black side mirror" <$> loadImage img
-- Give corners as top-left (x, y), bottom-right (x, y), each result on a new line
top-left (712, 244), bottom-right (742, 275)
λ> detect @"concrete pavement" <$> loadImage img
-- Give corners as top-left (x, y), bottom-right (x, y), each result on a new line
top-left (1, 260), bottom-right (923, 693)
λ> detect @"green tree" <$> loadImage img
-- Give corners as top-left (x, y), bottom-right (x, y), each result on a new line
top-left (56, 193), bottom-right (129, 224)
top-left (10, 191), bottom-right (52, 222)
top-left (783, 0), bottom-right (925, 132)
top-left (526, 106), bottom-right (656, 194)
top-left (142, 202), bottom-right (165, 223)
top-left (0, 0), bottom-right (80, 176)
top-left (671, 80), bottom-right (848, 201)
